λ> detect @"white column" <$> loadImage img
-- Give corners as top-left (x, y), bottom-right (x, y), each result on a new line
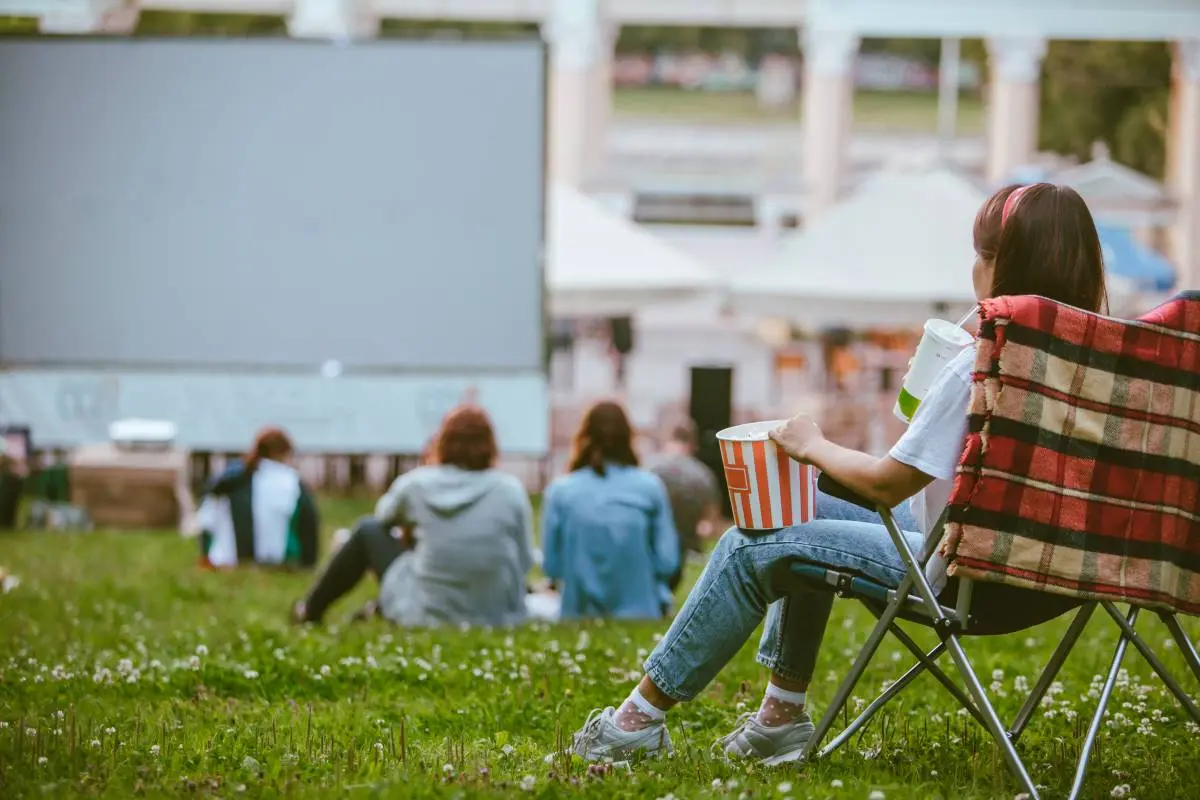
top-left (800, 27), bottom-right (859, 216)
top-left (545, 0), bottom-right (605, 188)
top-left (40, 0), bottom-right (138, 34)
top-left (937, 38), bottom-right (961, 158)
top-left (1169, 40), bottom-right (1200, 290)
top-left (288, 0), bottom-right (379, 40)
top-left (985, 37), bottom-right (1047, 185)
top-left (584, 22), bottom-right (618, 184)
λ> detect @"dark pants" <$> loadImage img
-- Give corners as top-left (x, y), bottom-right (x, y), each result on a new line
top-left (303, 517), bottom-right (409, 622)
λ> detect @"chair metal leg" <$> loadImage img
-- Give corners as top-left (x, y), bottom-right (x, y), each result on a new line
top-left (818, 643), bottom-right (941, 758)
top-left (802, 575), bottom-right (914, 761)
top-left (1158, 611), bottom-right (1200, 683)
top-left (1008, 603), bottom-right (1096, 743)
top-left (1067, 605), bottom-right (1138, 800)
top-left (876, 514), bottom-right (1040, 799)
top-left (1100, 602), bottom-right (1200, 724)
top-left (881, 618), bottom-right (987, 730)
top-left (944, 635), bottom-right (1041, 800)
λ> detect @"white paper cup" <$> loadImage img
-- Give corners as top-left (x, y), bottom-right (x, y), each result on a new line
top-left (894, 318), bottom-right (974, 423)
top-left (716, 420), bottom-right (818, 531)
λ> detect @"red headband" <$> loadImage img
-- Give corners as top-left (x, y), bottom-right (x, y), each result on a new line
top-left (1001, 185), bottom-right (1030, 227)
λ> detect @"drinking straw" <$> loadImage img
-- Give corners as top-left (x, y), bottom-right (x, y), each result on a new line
top-left (953, 305), bottom-right (979, 328)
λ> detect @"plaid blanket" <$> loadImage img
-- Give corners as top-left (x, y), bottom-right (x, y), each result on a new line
top-left (940, 291), bottom-right (1200, 615)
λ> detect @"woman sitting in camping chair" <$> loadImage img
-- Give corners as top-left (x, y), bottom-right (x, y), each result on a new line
top-left (566, 183), bottom-right (1103, 764)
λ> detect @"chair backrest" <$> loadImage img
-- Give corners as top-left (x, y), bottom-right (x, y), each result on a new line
top-left (940, 291), bottom-right (1200, 614)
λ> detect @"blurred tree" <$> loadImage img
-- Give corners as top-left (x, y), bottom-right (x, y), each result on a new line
top-left (0, 16), bottom-right (39, 34)
top-left (1037, 41), bottom-right (1172, 177)
top-left (136, 12), bottom-right (286, 36)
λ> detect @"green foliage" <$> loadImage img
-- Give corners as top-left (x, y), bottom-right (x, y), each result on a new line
top-left (1, 499), bottom-right (1197, 798)
top-left (1038, 41), bottom-right (1173, 177)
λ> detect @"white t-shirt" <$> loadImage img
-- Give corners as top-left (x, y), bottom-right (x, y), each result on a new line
top-left (887, 345), bottom-right (975, 592)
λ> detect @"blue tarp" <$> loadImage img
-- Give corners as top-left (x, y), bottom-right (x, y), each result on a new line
top-left (1096, 223), bottom-right (1177, 292)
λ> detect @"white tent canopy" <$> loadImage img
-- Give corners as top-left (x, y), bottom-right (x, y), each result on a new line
top-left (729, 168), bottom-right (986, 328)
top-left (547, 184), bottom-right (718, 317)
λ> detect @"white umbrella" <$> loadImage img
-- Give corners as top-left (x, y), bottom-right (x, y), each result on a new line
top-left (547, 184), bottom-right (719, 317)
top-left (729, 168), bottom-right (985, 328)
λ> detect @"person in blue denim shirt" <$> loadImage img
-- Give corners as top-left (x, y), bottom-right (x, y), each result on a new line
top-left (564, 183), bottom-right (1107, 766)
top-left (542, 401), bottom-right (679, 620)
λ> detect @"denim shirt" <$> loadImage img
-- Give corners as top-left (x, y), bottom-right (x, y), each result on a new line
top-left (542, 464), bottom-right (679, 620)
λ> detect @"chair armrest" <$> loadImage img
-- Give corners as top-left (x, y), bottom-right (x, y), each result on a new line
top-left (817, 472), bottom-right (878, 512)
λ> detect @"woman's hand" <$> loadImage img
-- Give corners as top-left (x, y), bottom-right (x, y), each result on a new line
top-left (769, 413), bottom-right (826, 464)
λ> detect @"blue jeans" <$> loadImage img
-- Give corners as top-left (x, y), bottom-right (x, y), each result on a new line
top-left (643, 491), bottom-right (922, 701)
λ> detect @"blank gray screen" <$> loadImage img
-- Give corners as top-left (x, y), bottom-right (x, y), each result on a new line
top-left (0, 37), bottom-right (545, 370)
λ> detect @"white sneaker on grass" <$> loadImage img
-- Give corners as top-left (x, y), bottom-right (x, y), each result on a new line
top-left (569, 708), bottom-right (673, 761)
top-left (718, 711), bottom-right (815, 765)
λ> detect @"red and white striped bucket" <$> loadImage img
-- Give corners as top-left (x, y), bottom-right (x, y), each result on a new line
top-left (717, 420), bottom-right (817, 531)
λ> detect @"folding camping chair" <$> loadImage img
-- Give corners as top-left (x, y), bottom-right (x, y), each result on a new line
top-left (791, 292), bottom-right (1200, 800)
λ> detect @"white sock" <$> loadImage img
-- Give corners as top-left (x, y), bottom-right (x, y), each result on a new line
top-left (757, 683), bottom-right (807, 727)
top-left (764, 683), bottom-right (807, 707)
top-left (613, 686), bottom-right (666, 732)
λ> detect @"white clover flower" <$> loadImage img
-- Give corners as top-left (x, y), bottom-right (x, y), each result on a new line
top-left (243, 670), bottom-right (259, 680)
top-left (195, 645), bottom-right (208, 657)
top-left (104, 727), bottom-right (116, 735)
top-left (150, 745), bottom-right (160, 756)
top-left (37, 756), bottom-right (47, 765)
top-left (519, 775), bottom-right (536, 791)
top-left (320, 665), bottom-right (331, 677)
top-left (373, 742), bottom-right (384, 753)
top-left (1111, 785), bottom-right (1131, 798)
top-left (869, 791), bottom-right (886, 800)
top-left (777, 781), bottom-right (793, 793)
top-left (442, 763), bottom-right (454, 775)
top-left (90, 739), bottom-right (101, 748)
top-left (501, 744), bottom-right (515, 756)
top-left (830, 778), bottom-right (844, 788)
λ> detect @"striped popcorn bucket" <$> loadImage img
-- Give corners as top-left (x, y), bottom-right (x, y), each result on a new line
top-left (717, 420), bottom-right (817, 531)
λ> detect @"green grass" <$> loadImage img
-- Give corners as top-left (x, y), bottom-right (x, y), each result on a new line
top-left (1, 497), bottom-right (1197, 798)
top-left (612, 88), bottom-right (986, 134)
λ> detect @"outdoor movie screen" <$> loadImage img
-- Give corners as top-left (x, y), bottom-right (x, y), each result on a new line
top-left (0, 37), bottom-right (545, 372)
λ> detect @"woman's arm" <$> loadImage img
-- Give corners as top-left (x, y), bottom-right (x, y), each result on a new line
top-left (514, 486), bottom-right (536, 577)
top-left (375, 472), bottom-right (416, 526)
top-left (770, 415), bottom-right (933, 508)
top-left (540, 485), bottom-right (563, 581)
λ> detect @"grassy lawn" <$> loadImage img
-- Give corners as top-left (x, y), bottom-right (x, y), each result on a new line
top-left (1, 496), bottom-right (1196, 798)
top-left (612, 88), bottom-right (986, 134)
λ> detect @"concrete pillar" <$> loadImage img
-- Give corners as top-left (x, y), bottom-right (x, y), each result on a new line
top-left (40, 0), bottom-right (138, 34)
top-left (288, 0), bottom-right (379, 40)
top-left (985, 37), bottom-right (1047, 185)
top-left (584, 22), bottom-right (619, 184)
top-left (545, 0), bottom-right (607, 188)
top-left (800, 27), bottom-right (859, 215)
top-left (1169, 40), bottom-right (1200, 290)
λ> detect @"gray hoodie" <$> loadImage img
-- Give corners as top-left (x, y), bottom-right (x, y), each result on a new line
top-left (374, 465), bottom-right (534, 628)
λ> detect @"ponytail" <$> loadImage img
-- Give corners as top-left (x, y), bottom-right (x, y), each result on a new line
top-left (245, 427), bottom-right (294, 474)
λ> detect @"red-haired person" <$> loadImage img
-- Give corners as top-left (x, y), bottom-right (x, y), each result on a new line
top-left (293, 405), bottom-right (535, 627)
top-left (198, 427), bottom-right (319, 569)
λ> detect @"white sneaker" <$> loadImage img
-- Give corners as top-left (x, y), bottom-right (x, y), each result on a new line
top-left (569, 708), bottom-right (673, 761)
top-left (718, 711), bottom-right (815, 765)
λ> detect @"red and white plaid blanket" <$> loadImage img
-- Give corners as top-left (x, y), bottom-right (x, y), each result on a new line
top-left (941, 292), bottom-right (1200, 615)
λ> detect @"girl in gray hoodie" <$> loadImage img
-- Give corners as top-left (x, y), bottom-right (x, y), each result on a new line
top-left (294, 406), bottom-right (535, 627)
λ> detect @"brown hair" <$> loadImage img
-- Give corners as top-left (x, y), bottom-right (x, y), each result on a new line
top-left (973, 183), bottom-right (1107, 314)
top-left (569, 401), bottom-right (638, 476)
top-left (245, 427), bottom-right (294, 472)
top-left (432, 405), bottom-right (497, 471)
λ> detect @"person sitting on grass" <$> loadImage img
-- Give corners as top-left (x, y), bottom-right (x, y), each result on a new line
top-left (565, 183), bottom-right (1100, 764)
top-left (542, 401), bottom-right (679, 620)
top-left (292, 404), bottom-right (535, 628)
top-left (198, 426), bottom-right (319, 570)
